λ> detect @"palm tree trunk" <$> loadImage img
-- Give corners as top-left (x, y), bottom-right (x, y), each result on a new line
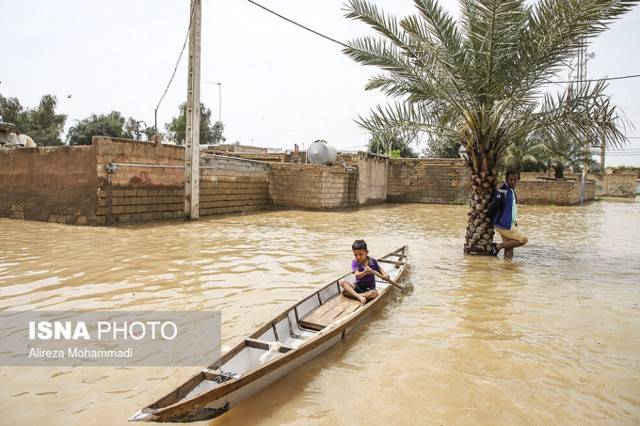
top-left (464, 162), bottom-right (497, 255)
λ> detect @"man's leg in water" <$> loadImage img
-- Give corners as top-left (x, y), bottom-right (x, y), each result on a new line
top-left (494, 227), bottom-right (528, 258)
top-left (497, 239), bottom-right (527, 258)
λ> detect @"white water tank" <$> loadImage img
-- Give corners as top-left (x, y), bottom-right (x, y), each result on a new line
top-left (307, 140), bottom-right (337, 165)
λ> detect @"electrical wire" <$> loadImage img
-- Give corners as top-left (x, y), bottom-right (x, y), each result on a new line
top-left (550, 74), bottom-right (640, 84)
top-left (245, 0), bottom-right (349, 49)
top-left (154, 5), bottom-right (197, 120)
top-left (244, 0), bottom-right (640, 87)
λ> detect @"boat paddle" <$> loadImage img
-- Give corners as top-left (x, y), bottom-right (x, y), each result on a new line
top-left (352, 268), bottom-right (404, 290)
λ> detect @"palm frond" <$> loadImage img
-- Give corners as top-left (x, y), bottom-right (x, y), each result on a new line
top-left (524, 80), bottom-right (628, 149)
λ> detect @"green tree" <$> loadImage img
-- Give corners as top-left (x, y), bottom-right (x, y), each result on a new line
top-left (368, 128), bottom-right (417, 157)
top-left (211, 121), bottom-right (226, 144)
top-left (67, 111), bottom-right (129, 146)
top-left (344, 0), bottom-right (633, 254)
top-left (0, 94), bottom-right (67, 146)
top-left (0, 95), bottom-right (26, 128)
top-left (26, 95), bottom-right (67, 146)
top-left (423, 136), bottom-right (460, 158)
top-left (166, 103), bottom-right (224, 145)
top-left (123, 117), bottom-right (148, 141)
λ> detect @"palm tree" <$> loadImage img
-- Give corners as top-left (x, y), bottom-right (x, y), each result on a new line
top-left (500, 135), bottom-right (546, 173)
top-left (537, 127), bottom-right (597, 178)
top-left (343, 0), bottom-right (634, 254)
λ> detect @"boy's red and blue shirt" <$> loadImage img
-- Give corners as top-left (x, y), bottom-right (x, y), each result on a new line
top-left (351, 257), bottom-right (380, 290)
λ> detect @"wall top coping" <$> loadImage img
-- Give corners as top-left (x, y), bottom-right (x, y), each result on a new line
top-left (0, 145), bottom-right (95, 156)
top-left (92, 136), bottom-right (183, 150)
top-left (389, 157), bottom-right (465, 163)
top-left (269, 162), bottom-right (357, 173)
top-left (201, 153), bottom-right (271, 166)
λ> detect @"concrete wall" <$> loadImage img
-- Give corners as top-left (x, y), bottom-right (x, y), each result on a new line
top-left (387, 158), bottom-right (470, 204)
top-left (268, 163), bottom-right (357, 209)
top-left (517, 180), bottom-right (595, 205)
top-left (0, 146), bottom-right (100, 225)
top-left (346, 152), bottom-right (388, 206)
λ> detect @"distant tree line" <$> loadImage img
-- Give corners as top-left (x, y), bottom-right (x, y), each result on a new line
top-left (370, 127), bottom-right (602, 178)
top-left (0, 94), bottom-right (225, 146)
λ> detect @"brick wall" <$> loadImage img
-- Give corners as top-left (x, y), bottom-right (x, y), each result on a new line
top-left (388, 158), bottom-right (470, 204)
top-left (199, 155), bottom-right (269, 216)
top-left (93, 138), bottom-right (270, 224)
top-left (268, 163), bottom-right (357, 209)
top-left (595, 172), bottom-right (637, 197)
top-left (517, 180), bottom-right (595, 205)
top-left (520, 170), bottom-right (636, 197)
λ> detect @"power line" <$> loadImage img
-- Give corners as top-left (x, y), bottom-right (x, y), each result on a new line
top-left (245, 0), bottom-right (349, 48)
top-left (154, 5), bottom-right (197, 129)
top-left (551, 73), bottom-right (640, 84)
top-left (244, 1), bottom-right (640, 87)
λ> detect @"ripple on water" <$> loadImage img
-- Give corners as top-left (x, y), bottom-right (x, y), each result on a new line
top-left (0, 200), bottom-right (639, 425)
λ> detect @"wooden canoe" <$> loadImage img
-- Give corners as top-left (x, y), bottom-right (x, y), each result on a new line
top-left (130, 245), bottom-right (409, 422)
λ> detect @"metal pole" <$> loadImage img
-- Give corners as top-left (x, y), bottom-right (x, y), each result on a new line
top-left (600, 132), bottom-right (606, 173)
top-left (578, 38), bottom-right (587, 205)
top-left (185, 0), bottom-right (201, 219)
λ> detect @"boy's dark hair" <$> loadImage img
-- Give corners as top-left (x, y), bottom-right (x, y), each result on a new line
top-left (506, 170), bottom-right (519, 179)
top-left (352, 239), bottom-right (368, 251)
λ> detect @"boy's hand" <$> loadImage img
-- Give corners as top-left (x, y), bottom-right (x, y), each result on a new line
top-left (363, 266), bottom-right (373, 275)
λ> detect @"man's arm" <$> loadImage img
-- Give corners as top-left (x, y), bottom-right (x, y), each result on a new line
top-left (487, 189), bottom-right (504, 219)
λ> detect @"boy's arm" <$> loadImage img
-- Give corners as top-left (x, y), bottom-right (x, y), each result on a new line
top-left (377, 264), bottom-right (390, 280)
top-left (354, 269), bottom-right (371, 279)
top-left (352, 263), bottom-right (370, 279)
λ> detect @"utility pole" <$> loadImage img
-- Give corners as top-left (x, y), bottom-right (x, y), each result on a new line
top-left (185, 0), bottom-right (201, 219)
top-left (576, 38), bottom-right (588, 205)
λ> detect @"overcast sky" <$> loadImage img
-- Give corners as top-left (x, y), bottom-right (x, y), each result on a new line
top-left (2, 0), bottom-right (639, 166)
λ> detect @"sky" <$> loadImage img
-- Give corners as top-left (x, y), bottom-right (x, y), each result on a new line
top-left (2, 0), bottom-right (640, 166)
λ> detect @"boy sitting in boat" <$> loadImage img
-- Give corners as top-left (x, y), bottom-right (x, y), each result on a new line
top-left (340, 239), bottom-right (390, 304)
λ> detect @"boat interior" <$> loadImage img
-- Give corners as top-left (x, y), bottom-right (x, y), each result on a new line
top-left (147, 247), bottom-right (407, 410)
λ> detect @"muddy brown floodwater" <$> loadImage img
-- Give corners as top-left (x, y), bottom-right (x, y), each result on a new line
top-left (1, 199), bottom-right (639, 425)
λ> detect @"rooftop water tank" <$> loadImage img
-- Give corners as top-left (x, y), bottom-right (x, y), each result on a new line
top-left (307, 140), bottom-right (337, 165)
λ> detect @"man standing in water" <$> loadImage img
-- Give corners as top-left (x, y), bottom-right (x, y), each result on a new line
top-left (489, 171), bottom-right (528, 258)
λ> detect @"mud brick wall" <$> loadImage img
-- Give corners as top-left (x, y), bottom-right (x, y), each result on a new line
top-left (0, 145), bottom-right (100, 225)
top-left (199, 155), bottom-right (269, 216)
top-left (268, 163), bottom-right (357, 209)
top-left (598, 173), bottom-right (637, 197)
top-left (517, 180), bottom-right (595, 205)
top-left (520, 171), bottom-right (636, 197)
top-left (94, 137), bottom-right (186, 224)
top-left (388, 158), bottom-right (470, 204)
top-left (94, 139), bottom-right (270, 224)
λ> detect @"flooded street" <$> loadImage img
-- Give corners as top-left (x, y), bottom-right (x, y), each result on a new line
top-left (1, 199), bottom-right (639, 425)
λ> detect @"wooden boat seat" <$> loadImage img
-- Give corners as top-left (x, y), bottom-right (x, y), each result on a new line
top-left (299, 295), bottom-right (362, 331)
